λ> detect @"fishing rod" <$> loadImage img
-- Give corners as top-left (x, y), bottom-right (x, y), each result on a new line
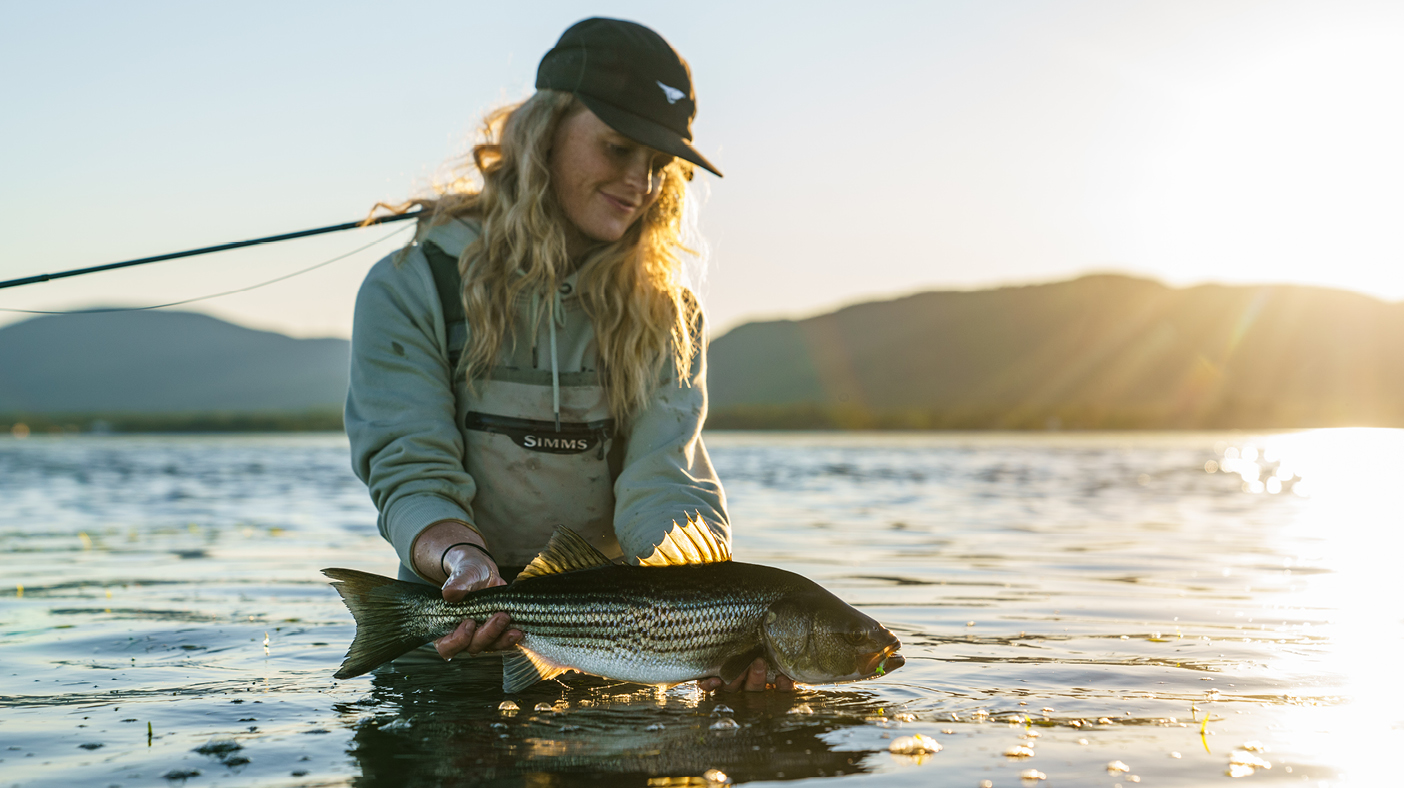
top-left (0, 210), bottom-right (423, 292)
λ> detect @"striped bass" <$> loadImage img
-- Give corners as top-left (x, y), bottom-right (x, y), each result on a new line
top-left (325, 520), bottom-right (904, 692)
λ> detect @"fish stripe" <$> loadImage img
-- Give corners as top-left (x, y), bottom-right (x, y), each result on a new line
top-left (326, 555), bottom-right (901, 688)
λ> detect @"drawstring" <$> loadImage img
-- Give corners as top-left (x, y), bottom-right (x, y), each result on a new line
top-left (529, 290), bottom-right (541, 368)
top-left (523, 276), bottom-right (567, 432)
top-left (548, 287), bottom-right (563, 431)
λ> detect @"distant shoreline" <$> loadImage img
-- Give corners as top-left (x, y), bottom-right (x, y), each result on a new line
top-left (705, 404), bottom-right (1403, 431)
top-left (1, 409), bottom-right (344, 436)
top-left (4, 406), bottom-right (1395, 436)
top-left (10, 278), bottom-right (1402, 431)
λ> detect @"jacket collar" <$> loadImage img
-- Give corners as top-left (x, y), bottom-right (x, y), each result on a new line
top-left (417, 216), bottom-right (479, 259)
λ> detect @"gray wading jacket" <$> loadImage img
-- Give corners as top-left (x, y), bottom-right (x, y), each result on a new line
top-left (345, 217), bottom-right (729, 584)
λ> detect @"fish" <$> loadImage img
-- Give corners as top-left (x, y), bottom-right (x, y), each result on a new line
top-left (324, 519), bottom-right (904, 692)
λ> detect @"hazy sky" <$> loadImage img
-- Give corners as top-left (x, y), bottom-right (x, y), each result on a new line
top-left (2, 0), bottom-right (1401, 338)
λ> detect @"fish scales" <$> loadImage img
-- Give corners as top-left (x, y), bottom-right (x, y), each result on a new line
top-left (431, 564), bottom-right (791, 677)
top-left (325, 524), bottom-right (904, 689)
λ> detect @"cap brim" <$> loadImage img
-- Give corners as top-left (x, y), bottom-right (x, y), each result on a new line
top-left (576, 94), bottom-right (723, 178)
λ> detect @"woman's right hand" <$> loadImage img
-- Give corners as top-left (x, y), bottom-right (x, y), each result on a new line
top-left (411, 520), bottom-right (524, 660)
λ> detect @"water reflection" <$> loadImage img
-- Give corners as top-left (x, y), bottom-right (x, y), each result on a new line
top-left (1230, 429), bottom-right (1404, 784)
top-left (3, 431), bottom-right (1402, 786)
top-left (345, 656), bottom-right (886, 786)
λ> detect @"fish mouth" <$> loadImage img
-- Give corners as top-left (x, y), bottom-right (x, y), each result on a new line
top-left (863, 638), bottom-right (905, 677)
top-left (881, 650), bottom-right (906, 673)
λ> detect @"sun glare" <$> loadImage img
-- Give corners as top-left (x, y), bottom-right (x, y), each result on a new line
top-left (1136, 29), bottom-right (1404, 298)
top-left (1236, 429), bottom-right (1404, 780)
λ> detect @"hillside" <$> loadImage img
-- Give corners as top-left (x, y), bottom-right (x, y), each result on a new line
top-left (5, 275), bottom-right (1401, 430)
top-left (0, 310), bottom-right (349, 414)
top-left (707, 275), bottom-right (1404, 429)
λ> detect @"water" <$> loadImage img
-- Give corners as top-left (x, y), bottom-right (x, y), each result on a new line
top-left (2, 430), bottom-right (1401, 786)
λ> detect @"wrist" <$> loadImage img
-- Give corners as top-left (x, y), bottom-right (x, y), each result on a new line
top-left (440, 542), bottom-right (497, 577)
top-left (410, 519), bottom-right (489, 584)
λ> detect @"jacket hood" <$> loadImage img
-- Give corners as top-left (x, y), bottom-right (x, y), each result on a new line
top-left (417, 217), bottom-right (582, 302)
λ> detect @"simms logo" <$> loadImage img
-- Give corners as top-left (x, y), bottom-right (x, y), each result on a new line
top-left (463, 411), bottom-right (612, 455)
top-left (523, 435), bottom-right (592, 451)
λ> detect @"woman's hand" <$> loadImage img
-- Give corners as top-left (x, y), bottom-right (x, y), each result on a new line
top-left (434, 545), bottom-right (522, 659)
top-left (698, 657), bottom-right (796, 692)
top-left (411, 520), bottom-right (524, 660)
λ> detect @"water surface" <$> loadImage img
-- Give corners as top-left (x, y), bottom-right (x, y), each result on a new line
top-left (2, 430), bottom-right (1400, 786)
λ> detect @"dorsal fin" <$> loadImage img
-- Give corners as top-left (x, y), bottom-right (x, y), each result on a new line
top-left (514, 526), bottom-right (613, 581)
top-left (638, 514), bottom-right (732, 567)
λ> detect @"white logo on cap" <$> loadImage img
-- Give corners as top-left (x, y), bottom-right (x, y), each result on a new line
top-left (656, 81), bottom-right (685, 104)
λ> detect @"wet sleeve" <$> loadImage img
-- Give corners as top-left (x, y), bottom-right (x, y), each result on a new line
top-left (612, 310), bottom-right (730, 563)
top-left (344, 250), bottom-right (478, 571)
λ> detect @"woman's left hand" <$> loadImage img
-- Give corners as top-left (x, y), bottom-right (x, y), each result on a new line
top-left (411, 521), bottom-right (523, 659)
top-left (433, 544), bottom-right (522, 659)
top-left (698, 657), bottom-right (795, 692)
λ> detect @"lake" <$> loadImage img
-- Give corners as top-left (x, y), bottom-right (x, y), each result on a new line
top-left (2, 430), bottom-right (1400, 787)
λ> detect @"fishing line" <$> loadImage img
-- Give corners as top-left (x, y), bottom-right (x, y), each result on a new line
top-left (0, 224), bottom-right (414, 315)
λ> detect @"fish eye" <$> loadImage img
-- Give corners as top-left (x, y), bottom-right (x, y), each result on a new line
top-left (843, 631), bottom-right (869, 646)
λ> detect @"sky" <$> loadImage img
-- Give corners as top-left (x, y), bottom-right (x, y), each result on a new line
top-left (2, 0), bottom-right (1401, 338)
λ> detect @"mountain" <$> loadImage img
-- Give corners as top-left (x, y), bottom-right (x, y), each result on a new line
top-left (6, 275), bottom-right (1401, 429)
top-left (0, 310), bottom-right (349, 413)
top-left (706, 275), bottom-right (1404, 429)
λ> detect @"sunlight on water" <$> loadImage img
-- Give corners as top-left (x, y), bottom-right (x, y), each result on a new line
top-left (1, 429), bottom-right (1401, 786)
top-left (1243, 429), bottom-right (1404, 783)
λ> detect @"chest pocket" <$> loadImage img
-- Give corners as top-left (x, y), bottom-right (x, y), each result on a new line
top-left (464, 412), bottom-right (613, 458)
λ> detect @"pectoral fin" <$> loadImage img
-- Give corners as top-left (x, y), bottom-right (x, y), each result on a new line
top-left (717, 644), bottom-right (767, 685)
top-left (502, 645), bottom-right (576, 693)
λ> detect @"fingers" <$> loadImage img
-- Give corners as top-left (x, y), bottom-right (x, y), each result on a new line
top-left (435, 550), bottom-right (514, 660)
top-left (701, 657), bottom-right (797, 693)
top-left (743, 657), bottom-right (767, 691)
top-left (706, 658), bottom-right (766, 693)
top-left (486, 627), bottom-right (523, 652)
top-left (434, 618), bottom-right (476, 660)
top-left (434, 614), bottom-right (522, 660)
top-left (467, 612), bottom-right (514, 654)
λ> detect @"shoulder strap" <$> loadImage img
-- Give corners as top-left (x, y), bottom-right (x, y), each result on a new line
top-left (421, 240), bottom-right (468, 371)
top-left (421, 240), bottom-right (465, 325)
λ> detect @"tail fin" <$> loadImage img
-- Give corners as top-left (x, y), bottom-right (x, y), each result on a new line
top-left (323, 568), bottom-right (441, 680)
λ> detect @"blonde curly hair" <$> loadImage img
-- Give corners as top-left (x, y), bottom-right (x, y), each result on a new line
top-left (372, 89), bottom-right (704, 423)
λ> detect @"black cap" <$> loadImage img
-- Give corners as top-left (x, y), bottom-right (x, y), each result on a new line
top-left (536, 18), bottom-right (722, 177)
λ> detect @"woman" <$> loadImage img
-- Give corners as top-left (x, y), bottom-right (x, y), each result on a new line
top-left (345, 18), bottom-right (791, 693)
